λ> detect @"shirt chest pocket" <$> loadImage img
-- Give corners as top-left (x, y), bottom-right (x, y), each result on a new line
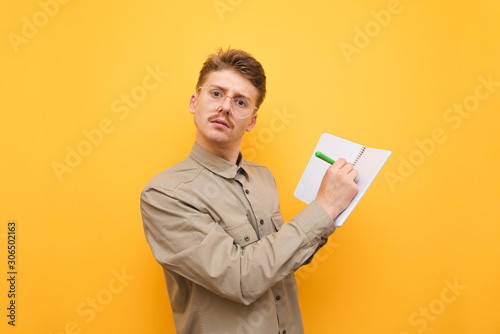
top-left (223, 221), bottom-right (258, 248)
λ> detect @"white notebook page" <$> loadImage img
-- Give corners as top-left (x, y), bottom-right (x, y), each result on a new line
top-left (294, 133), bottom-right (391, 227)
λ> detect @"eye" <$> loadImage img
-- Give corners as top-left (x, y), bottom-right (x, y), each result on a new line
top-left (210, 89), bottom-right (223, 98)
top-left (234, 98), bottom-right (248, 108)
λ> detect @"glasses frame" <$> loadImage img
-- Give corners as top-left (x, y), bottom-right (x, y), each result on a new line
top-left (198, 86), bottom-right (258, 119)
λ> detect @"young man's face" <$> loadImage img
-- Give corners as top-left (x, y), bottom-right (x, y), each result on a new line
top-left (189, 69), bottom-right (259, 154)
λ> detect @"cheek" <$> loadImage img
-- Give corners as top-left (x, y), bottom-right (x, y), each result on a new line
top-left (236, 121), bottom-right (251, 134)
top-left (193, 110), bottom-right (203, 127)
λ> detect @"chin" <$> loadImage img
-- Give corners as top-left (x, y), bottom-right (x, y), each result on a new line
top-left (201, 130), bottom-right (230, 145)
top-left (211, 136), bottom-right (233, 148)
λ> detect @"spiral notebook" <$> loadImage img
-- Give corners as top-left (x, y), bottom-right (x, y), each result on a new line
top-left (294, 133), bottom-right (391, 227)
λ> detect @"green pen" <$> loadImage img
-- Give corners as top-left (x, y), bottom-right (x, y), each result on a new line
top-left (315, 151), bottom-right (335, 164)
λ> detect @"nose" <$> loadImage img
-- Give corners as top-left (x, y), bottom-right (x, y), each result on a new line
top-left (218, 96), bottom-right (232, 114)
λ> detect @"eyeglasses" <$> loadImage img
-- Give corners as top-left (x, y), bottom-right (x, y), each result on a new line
top-left (198, 86), bottom-right (257, 119)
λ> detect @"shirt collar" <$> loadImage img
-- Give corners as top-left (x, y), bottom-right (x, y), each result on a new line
top-left (189, 142), bottom-right (247, 179)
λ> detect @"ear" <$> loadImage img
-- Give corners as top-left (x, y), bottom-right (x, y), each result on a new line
top-left (189, 93), bottom-right (198, 114)
top-left (246, 112), bottom-right (258, 132)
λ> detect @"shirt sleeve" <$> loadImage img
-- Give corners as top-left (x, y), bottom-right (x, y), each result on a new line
top-left (140, 186), bottom-right (335, 306)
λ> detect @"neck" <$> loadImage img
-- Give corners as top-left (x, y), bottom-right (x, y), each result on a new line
top-left (195, 137), bottom-right (241, 164)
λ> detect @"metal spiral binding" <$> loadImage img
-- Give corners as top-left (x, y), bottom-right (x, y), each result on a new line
top-left (353, 147), bottom-right (366, 166)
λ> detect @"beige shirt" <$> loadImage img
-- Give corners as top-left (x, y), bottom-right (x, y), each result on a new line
top-left (140, 143), bottom-right (335, 334)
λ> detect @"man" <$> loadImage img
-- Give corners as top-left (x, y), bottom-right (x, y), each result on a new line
top-left (140, 48), bottom-right (358, 334)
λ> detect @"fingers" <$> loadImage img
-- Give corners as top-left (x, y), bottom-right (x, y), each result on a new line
top-left (332, 158), bottom-right (347, 168)
top-left (331, 158), bottom-right (357, 180)
top-left (316, 158), bottom-right (359, 220)
top-left (350, 168), bottom-right (359, 181)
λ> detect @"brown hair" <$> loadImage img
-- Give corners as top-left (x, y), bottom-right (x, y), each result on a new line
top-left (196, 47), bottom-right (267, 109)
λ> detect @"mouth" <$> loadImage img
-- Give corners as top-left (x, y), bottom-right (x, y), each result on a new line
top-left (210, 118), bottom-right (230, 128)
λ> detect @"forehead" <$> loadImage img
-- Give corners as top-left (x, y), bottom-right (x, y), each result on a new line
top-left (202, 70), bottom-right (258, 99)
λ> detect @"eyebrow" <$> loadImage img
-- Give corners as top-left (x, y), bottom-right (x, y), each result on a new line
top-left (208, 84), bottom-right (252, 101)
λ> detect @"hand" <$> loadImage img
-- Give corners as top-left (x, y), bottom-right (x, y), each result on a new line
top-left (315, 158), bottom-right (358, 220)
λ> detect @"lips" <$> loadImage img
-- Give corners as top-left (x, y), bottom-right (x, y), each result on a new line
top-left (210, 118), bottom-right (230, 128)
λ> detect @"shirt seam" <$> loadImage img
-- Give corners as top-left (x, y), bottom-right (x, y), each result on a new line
top-left (147, 167), bottom-right (208, 213)
top-left (192, 291), bottom-right (206, 333)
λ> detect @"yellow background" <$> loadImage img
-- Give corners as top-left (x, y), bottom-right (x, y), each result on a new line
top-left (2, 0), bottom-right (499, 333)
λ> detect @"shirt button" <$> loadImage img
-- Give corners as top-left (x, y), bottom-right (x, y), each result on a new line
top-left (275, 295), bottom-right (281, 301)
top-left (244, 236), bottom-right (250, 242)
top-left (245, 189), bottom-right (249, 194)
top-left (259, 219), bottom-right (264, 225)
top-left (283, 330), bottom-right (287, 334)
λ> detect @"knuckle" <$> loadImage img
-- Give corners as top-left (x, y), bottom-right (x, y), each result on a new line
top-left (335, 171), bottom-right (345, 180)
